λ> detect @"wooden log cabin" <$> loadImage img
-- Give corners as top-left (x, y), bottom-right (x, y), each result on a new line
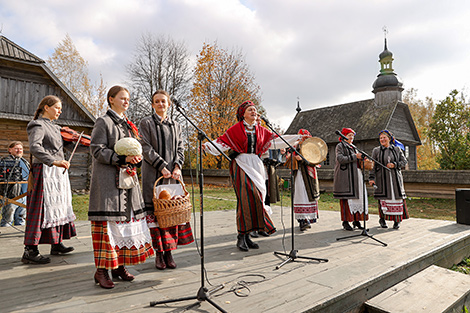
top-left (0, 35), bottom-right (95, 190)
top-left (286, 39), bottom-right (421, 170)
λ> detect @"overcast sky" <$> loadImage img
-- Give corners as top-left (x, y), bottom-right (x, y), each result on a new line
top-left (1, 0), bottom-right (469, 129)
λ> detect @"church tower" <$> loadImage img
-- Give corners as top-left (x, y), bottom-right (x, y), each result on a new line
top-left (372, 36), bottom-right (403, 105)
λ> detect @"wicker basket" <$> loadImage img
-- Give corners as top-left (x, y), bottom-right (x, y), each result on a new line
top-left (152, 176), bottom-right (191, 228)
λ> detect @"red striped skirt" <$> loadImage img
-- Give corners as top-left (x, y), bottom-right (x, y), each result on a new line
top-left (24, 163), bottom-right (76, 245)
top-left (230, 160), bottom-right (276, 235)
top-left (91, 221), bottom-right (154, 269)
top-left (339, 199), bottom-right (369, 222)
top-left (149, 222), bottom-right (194, 252)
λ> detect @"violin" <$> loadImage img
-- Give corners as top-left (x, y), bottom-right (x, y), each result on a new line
top-left (60, 127), bottom-right (91, 146)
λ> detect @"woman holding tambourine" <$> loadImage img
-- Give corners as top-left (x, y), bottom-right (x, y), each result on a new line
top-left (140, 90), bottom-right (194, 270)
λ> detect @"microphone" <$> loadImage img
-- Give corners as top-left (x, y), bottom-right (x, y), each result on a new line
top-left (372, 183), bottom-right (378, 189)
top-left (335, 130), bottom-right (349, 141)
top-left (171, 96), bottom-right (184, 111)
top-left (260, 115), bottom-right (270, 124)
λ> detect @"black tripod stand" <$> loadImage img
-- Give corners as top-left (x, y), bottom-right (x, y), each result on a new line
top-left (335, 130), bottom-right (389, 247)
top-left (149, 102), bottom-right (230, 313)
top-left (260, 118), bottom-right (328, 269)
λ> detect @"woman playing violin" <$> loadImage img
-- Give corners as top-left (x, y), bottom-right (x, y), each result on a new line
top-left (22, 95), bottom-right (88, 264)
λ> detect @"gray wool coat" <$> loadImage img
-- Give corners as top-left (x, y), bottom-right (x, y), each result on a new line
top-left (27, 117), bottom-right (74, 166)
top-left (333, 141), bottom-right (361, 199)
top-left (369, 145), bottom-right (407, 200)
top-left (88, 110), bottom-right (146, 222)
top-left (139, 114), bottom-right (184, 213)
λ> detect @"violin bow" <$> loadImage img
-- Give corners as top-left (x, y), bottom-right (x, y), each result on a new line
top-left (63, 131), bottom-right (84, 174)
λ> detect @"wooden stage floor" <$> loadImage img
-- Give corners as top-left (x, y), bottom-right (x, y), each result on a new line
top-left (1, 208), bottom-right (470, 313)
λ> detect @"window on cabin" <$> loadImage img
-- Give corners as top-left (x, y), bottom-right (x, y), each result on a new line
top-left (322, 152), bottom-right (330, 166)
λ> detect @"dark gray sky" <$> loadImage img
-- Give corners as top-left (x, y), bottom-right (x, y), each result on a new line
top-left (1, 0), bottom-right (469, 129)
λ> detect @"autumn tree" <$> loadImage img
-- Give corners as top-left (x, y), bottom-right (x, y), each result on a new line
top-left (429, 89), bottom-right (470, 169)
top-left (125, 33), bottom-right (192, 123)
top-left (403, 88), bottom-right (438, 169)
top-left (47, 34), bottom-right (107, 117)
top-left (187, 42), bottom-right (263, 169)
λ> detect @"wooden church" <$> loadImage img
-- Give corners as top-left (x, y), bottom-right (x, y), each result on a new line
top-left (0, 35), bottom-right (95, 189)
top-left (286, 39), bottom-right (421, 170)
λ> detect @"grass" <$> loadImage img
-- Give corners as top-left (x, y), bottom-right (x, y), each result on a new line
top-left (72, 184), bottom-right (456, 221)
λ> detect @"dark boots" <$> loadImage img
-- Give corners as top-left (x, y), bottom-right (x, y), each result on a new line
top-left (111, 265), bottom-right (134, 281)
top-left (155, 252), bottom-right (166, 270)
top-left (379, 218), bottom-right (388, 228)
top-left (245, 234), bottom-right (259, 249)
top-left (342, 221), bottom-right (353, 231)
top-left (236, 233), bottom-right (249, 251)
top-left (164, 251), bottom-right (177, 269)
top-left (94, 268), bottom-right (115, 289)
top-left (352, 221), bottom-right (364, 229)
top-left (236, 233), bottom-right (260, 251)
top-left (51, 242), bottom-right (74, 255)
top-left (299, 219), bottom-right (311, 231)
top-left (21, 246), bottom-right (50, 264)
top-left (155, 251), bottom-right (177, 270)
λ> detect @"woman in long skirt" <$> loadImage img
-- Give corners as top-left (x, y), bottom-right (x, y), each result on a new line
top-left (140, 90), bottom-right (194, 270)
top-left (203, 101), bottom-right (301, 251)
top-left (22, 95), bottom-right (78, 264)
top-left (369, 130), bottom-right (409, 229)
top-left (88, 86), bottom-right (154, 289)
top-left (333, 128), bottom-right (369, 231)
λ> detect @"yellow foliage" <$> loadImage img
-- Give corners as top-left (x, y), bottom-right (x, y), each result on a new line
top-left (187, 42), bottom-right (262, 169)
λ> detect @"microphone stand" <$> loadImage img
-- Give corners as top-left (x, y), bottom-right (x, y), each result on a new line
top-left (149, 101), bottom-right (230, 313)
top-left (261, 117), bottom-right (328, 269)
top-left (334, 130), bottom-right (389, 247)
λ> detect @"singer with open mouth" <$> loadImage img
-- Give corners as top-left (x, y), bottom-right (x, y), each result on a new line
top-left (333, 128), bottom-right (370, 231)
top-left (369, 130), bottom-right (408, 230)
top-left (203, 100), bottom-right (301, 252)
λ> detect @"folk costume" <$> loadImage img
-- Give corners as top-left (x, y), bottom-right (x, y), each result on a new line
top-left (286, 129), bottom-right (320, 231)
top-left (204, 101), bottom-right (301, 251)
top-left (88, 109), bottom-right (154, 288)
top-left (140, 112), bottom-right (194, 270)
top-left (23, 117), bottom-right (77, 264)
top-left (333, 128), bottom-right (369, 231)
top-left (369, 130), bottom-right (408, 229)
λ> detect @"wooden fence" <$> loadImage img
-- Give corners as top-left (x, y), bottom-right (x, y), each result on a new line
top-left (182, 169), bottom-right (470, 199)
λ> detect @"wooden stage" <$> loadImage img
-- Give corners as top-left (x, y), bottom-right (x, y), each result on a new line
top-left (1, 208), bottom-right (470, 313)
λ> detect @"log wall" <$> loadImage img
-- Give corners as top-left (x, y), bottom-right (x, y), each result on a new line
top-left (0, 119), bottom-right (90, 190)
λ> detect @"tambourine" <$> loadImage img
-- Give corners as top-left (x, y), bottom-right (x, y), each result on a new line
top-left (299, 137), bottom-right (328, 165)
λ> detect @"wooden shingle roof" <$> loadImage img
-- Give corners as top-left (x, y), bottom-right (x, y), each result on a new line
top-left (0, 36), bottom-right (44, 64)
top-left (286, 99), bottom-right (421, 145)
top-left (0, 36), bottom-right (96, 126)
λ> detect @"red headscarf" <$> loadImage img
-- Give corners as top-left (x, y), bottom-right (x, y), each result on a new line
top-left (298, 129), bottom-right (311, 137)
top-left (236, 101), bottom-right (255, 122)
top-left (217, 101), bottom-right (275, 156)
top-left (339, 127), bottom-right (355, 141)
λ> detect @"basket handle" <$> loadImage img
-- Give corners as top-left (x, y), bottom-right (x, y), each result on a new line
top-left (153, 175), bottom-right (188, 199)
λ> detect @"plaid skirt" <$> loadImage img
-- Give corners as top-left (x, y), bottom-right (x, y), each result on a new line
top-left (149, 222), bottom-right (194, 252)
top-left (24, 163), bottom-right (76, 245)
top-left (339, 199), bottom-right (369, 222)
top-left (230, 160), bottom-right (276, 235)
top-left (91, 221), bottom-right (154, 269)
top-left (378, 199), bottom-right (410, 222)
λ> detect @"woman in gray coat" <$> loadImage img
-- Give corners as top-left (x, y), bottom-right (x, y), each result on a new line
top-left (369, 130), bottom-right (408, 229)
top-left (22, 96), bottom-right (78, 264)
top-left (88, 86), bottom-right (154, 289)
top-left (333, 128), bottom-right (369, 231)
top-left (140, 90), bottom-right (193, 270)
